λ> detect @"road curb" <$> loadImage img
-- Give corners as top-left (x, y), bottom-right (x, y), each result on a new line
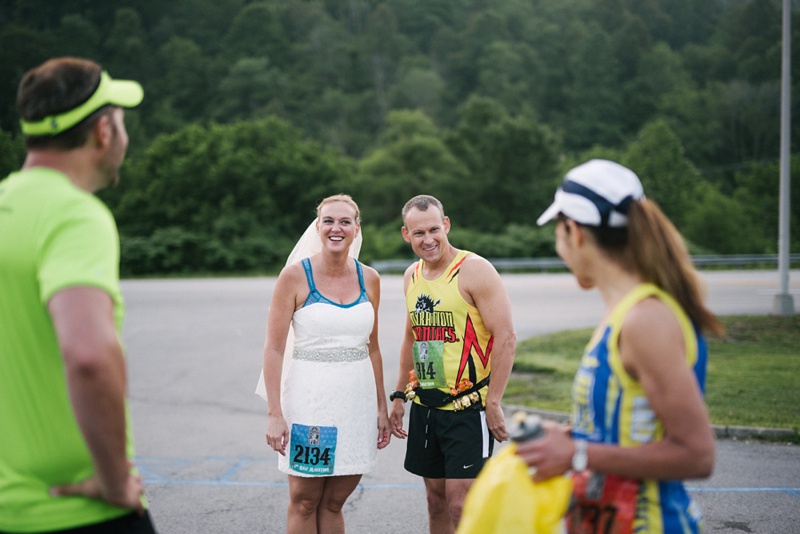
top-left (502, 404), bottom-right (798, 442)
top-left (713, 424), bottom-right (798, 440)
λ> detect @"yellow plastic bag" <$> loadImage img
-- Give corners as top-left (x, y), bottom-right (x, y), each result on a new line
top-left (456, 444), bottom-right (573, 534)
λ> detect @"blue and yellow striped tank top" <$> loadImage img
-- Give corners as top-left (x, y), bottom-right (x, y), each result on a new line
top-left (572, 283), bottom-right (708, 533)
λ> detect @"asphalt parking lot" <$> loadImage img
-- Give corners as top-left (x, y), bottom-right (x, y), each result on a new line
top-left (122, 271), bottom-right (800, 533)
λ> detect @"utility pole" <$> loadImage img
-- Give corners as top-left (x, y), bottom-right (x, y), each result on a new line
top-left (773, 0), bottom-right (795, 316)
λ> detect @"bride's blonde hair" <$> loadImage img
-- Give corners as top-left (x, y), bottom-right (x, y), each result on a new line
top-left (316, 194), bottom-right (361, 224)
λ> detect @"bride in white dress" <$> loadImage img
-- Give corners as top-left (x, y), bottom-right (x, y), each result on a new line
top-left (263, 194), bottom-right (391, 533)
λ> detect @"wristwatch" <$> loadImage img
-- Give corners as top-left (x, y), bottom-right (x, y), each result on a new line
top-left (389, 390), bottom-right (407, 402)
top-left (572, 439), bottom-right (588, 472)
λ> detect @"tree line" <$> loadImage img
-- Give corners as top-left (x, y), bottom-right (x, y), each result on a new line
top-left (0, 0), bottom-right (798, 275)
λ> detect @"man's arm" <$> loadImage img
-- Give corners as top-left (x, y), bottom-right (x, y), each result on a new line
top-left (463, 256), bottom-right (516, 442)
top-left (48, 286), bottom-right (143, 511)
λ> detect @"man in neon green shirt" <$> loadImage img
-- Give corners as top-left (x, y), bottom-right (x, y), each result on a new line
top-left (0, 57), bottom-right (157, 533)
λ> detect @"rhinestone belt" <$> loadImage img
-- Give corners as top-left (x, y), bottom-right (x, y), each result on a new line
top-left (293, 346), bottom-right (368, 363)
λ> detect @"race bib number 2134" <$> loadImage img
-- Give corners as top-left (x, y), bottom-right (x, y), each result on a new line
top-left (290, 424), bottom-right (337, 475)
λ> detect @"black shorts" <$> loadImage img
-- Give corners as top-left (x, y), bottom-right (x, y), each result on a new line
top-left (2, 511), bottom-right (159, 534)
top-left (404, 402), bottom-right (494, 479)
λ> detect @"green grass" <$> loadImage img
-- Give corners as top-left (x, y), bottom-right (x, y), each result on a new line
top-left (506, 315), bottom-right (800, 433)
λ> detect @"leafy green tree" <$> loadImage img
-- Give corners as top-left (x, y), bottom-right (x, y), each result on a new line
top-left (108, 117), bottom-right (353, 273)
top-left (628, 0), bottom-right (671, 44)
top-left (654, 0), bottom-right (724, 49)
top-left (351, 109), bottom-right (467, 225)
top-left (732, 158), bottom-right (800, 254)
top-left (446, 10), bottom-right (511, 104)
top-left (0, 0), bottom-right (793, 263)
top-left (446, 96), bottom-right (561, 230)
top-left (215, 58), bottom-right (287, 122)
top-left (0, 130), bottom-right (24, 178)
top-left (103, 8), bottom-right (153, 80)
top-left (322, 0), bottom-right (370, 33)
top-left (0, 24), bottom-right (55, 131)
top-left (363, 3), bottom-right (408, 119)
top-left (623, 119), bottom-right (699, 229)
top-left (562, 20), bottom-right (623, 149)
top-left (291, 8), bottom-right (352, 89)
top-left (683, 181), bottom-right (762, 254)
top-left (681, 42), bottom-right (737, 85)
top-left (390, 63), bottom-right (446, 121)
top-left (591, 0), bottom-right (628, 34)
top-left (719, 0), bottom-right (781, 83)
top-left (223, 2), bottom-right (288, 66)
top-left (429, 24), bottom-right (462, 80)
top-left (610, 12), bottom-right (651, 81)
top-left (358, 222), bottom-right (410, 264)
top-left (475, 41), bottom-right (544, 113)
top-left (622, 41), bottom-right (693, 137)
top-left (717, 80), bottom-right (781, 167)
top-left (659, 82), bottom-right (726, 172)
top-left (570, 146), bottom-right (626, 172)
top-left (448, 224), bottom-right (555, 259)
top-left (153, 0), bottom-right (246, 54)
top-left (155, 38), bottom-right (210, 121)
top-left (391, 0), bottom-right (466, 52)
top-left (56, 14), bottom-right (101, 60)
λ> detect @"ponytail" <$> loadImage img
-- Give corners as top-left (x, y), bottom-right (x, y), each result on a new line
top-left (589, 200), bottom-right (725, 336)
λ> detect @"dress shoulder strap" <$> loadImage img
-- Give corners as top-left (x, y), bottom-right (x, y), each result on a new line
top-left (354, 259), bottom-right (365, 293)
top-left (301, 258), bottom-right (318, 293)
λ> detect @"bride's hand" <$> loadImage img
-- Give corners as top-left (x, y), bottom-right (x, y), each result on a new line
top-left (266, 415), bottom-right (289, 456)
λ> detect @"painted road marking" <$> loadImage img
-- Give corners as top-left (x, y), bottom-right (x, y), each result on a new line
top-left (136, 456), bottom-right (800, 494)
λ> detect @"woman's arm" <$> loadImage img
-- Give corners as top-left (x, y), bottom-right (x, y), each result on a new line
top-left (604, 297), bottom-right (715, 479)
top-left (263, 264), bottom-right (303, 455)
top-left (517, 298), bottom-right (715, 482)
top-left (364, 266), bottom-right (391, 449)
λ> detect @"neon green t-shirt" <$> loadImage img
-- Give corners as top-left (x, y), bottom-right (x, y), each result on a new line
top-left (0, 168), bottom-right (135, 532)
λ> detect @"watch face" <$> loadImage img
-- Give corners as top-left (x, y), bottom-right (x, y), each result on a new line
top-left (574, 453), bottom-right (587, 472)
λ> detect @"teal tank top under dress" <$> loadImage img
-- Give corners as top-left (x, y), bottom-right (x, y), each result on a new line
top-left (301, 258), bottom-right (369, 308)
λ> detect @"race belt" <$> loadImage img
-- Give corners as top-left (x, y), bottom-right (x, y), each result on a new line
top-left (404, 372), bottom-right (491, 410)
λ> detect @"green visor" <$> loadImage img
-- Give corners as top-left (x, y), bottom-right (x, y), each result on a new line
top-left (19, 71), bottom-right (143, 136)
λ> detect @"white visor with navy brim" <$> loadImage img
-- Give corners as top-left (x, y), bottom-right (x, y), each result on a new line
top-left (536, 159), bottom-right (645, 228)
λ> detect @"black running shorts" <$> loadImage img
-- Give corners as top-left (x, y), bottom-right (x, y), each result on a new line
top-left (404, 402), bottom-right (494, 479)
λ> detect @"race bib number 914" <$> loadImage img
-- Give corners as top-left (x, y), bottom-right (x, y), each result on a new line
top-left (290, 424), bottom-right (337, 475)
top-left (413, 341), bottom-right (447, 388)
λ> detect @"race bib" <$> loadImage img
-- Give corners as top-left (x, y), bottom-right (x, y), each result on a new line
top-left (566, 471), bottom-right (639, 534)
top-left (290, 424), bottom-right (337, 475)
top-left (413, 340), bottom-right (447, 388)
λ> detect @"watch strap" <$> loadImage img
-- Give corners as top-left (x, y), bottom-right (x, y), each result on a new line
top-left (572, 439), bottom-right (588, 472)
top-left (389, 390), bottom-right (407, 402)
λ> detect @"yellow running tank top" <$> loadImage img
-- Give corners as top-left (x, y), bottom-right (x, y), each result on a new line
top-left (406, 250), bottom-right (492, 410)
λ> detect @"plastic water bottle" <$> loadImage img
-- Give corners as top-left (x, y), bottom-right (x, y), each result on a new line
top-left (510, 411), bottom-right (545, 442)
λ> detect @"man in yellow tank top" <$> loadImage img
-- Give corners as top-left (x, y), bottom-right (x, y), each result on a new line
top-left (389, 195), bottom-right (516, 533)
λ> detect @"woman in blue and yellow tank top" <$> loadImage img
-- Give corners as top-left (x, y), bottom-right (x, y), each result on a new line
top-left (517, 159), bottom-right (724, 534)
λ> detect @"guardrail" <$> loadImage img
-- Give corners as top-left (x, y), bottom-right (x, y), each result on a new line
top-left (371, 254), bottom-right (800, 274)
